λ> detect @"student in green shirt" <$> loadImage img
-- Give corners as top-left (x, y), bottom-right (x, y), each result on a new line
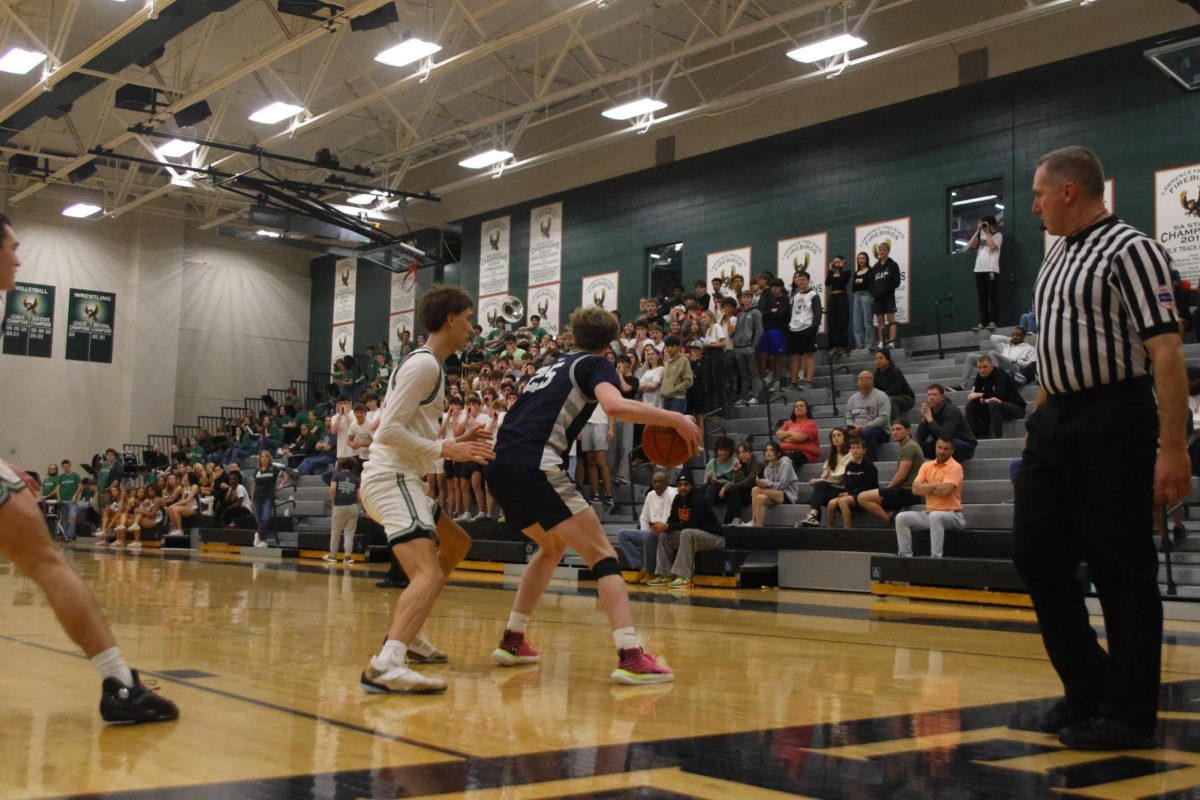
top-left (524, 314), bottom-right (549, 342)
top-left (57, 461), bottom-right (82, 502)
top-left (188, 437), bottom-right (205, 465)
top-left (56, 462), bottom-right (84, 540)
top-left (40, 463), bottom-right (59, 498)
top-left (856, 419), bottom-right (926, 523)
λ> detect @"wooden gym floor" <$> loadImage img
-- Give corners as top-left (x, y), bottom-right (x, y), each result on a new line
top-left (5, 547), bottom-right (1200, 798)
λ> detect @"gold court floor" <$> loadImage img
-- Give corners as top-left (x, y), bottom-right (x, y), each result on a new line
top-left (4, 547), bottom-right (1200, 799)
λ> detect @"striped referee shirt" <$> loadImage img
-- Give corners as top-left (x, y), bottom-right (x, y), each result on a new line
top-left (1033, 217), bottom-right (1179, 395)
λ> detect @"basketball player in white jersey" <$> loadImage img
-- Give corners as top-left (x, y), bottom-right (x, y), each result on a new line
top-left (0, 212), bottom-right (177, 723)
top-left (486, 307), bottom-right (702, 683)
top-left (359, 285), bottom-right (494, 693)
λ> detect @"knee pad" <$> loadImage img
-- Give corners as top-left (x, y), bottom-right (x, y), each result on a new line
top-left (591, 556), bottom-right (621, 579)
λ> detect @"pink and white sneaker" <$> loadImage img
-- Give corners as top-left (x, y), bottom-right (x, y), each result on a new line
top-left (491, 630), bottom-right (541, 666)
top-left (612, 647), bottom-right (674, 685)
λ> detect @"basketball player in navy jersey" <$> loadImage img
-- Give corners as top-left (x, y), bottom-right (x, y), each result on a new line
top-left (359, 285), bottom-right (495, 694)
top-left (0, 212), bottom-right (177, 723)
top-left (486, 306), bottom-right (703, 683)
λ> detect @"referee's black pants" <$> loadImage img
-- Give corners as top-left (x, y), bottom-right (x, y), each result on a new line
top-left (1013, 377), bottom-right (1161, 736)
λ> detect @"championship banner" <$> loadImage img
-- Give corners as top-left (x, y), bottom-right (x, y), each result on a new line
top-left (479, 215), bottom-right (511, 298)
top-left (389, 268), bottom-right (416, 316)
top-left (65, 288), bottom-right (115, 363)
top-left (331, 321), bottom-right (355, 364)
top-left (388, 311), bottom-right (415, 356)
top-left (527, 283), bottom-right (561, 336)
top-left (581, 271), bottom-right (619, 312)
top-left (528, 202), bottom-right (563, 287)
top-left (1157, 163), bottom-right (1200, 284)
top-left (333, 257), bottom-right (356, 324)
top-left (854, 217), bottom-right (911, 325)
top-left (777, 233), bottom-right (828, 331)
top-left (706, 246), bottom-right (751, 292)
top-left (2, 282), bottom-right (54, 358)
top-left (1046, 179), bottom-right (1114, 256)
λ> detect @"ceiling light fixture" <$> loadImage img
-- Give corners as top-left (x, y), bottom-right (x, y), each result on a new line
top-left (602, 98), bottom-right (667, 120)
top-left (62, 203), bottom-right (102, 218)
top-left (375, 38), bottom-right (442, 68)
top-left (458, 149), bottom-right (513, 169)
top-left (0, 47), bottom-right (47, 75)
top-left (156, 138), bottom-right (199, 159)
top-left (952, 194), bottom-right (998, 207)
top-left (249, 101), bottom-right (304, 124)
top-left (256, 229), bottom-right (282, 238)
top-left (347, 191), bottom-right (387, 205)
top-left (786, 34), bottom-right (868, 64)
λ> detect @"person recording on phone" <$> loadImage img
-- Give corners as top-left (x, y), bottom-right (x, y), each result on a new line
top-left (969, 214), bottom-right (1002, 332)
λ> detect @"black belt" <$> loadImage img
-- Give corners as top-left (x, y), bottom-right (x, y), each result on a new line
top-left (1045, 375), bottom-right (1152, 404)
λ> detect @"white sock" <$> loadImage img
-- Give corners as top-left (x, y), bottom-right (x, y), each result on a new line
top-left (506, 612), bottom-right (530, 633)
top-left (613, 626), bottom-right (640, 652)
top-left (378, 639), bottom-right (407, 666)
top-left (91, 646), bottom-right (134, 687)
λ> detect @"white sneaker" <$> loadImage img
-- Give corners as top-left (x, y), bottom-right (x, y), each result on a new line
top-left (729, 518), bottom-right (743, 527)
top-left (472, 512), bottom-right (489, 522)
top-left (452, 513), bottom-right (470, 522)
top-left (253, 536), bottom-right (267, 548)
top-left (747, 397), bottom-right (759, 406)
top-left (361, 658), bottom-right (446, 694)
top-left (107, 540), bottom-right (120, 549)
top-left (128, 541), bottom-right (142, 550)
top-left (323, 553), bottom-right (338, 562)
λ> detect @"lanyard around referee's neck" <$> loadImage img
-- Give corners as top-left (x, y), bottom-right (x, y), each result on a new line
top-left (1066, 210), bottom-right (1110, 242)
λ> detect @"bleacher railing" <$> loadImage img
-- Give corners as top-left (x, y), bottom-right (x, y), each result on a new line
top-left (173, 424), bottom-right (200, 441)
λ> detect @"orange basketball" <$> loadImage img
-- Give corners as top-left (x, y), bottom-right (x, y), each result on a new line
top-left (642, 425), bottom-right (693, 467)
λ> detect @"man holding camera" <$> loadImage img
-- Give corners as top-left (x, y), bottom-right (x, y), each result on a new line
top-left (969, 215), bottom-right (1002, 331)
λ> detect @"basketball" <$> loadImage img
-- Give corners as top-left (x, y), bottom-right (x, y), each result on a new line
top-left (642, 425), bottom-right (693, 467)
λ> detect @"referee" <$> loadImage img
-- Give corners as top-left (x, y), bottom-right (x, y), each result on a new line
top-left (1014, 146), bottom-right (1192, 750)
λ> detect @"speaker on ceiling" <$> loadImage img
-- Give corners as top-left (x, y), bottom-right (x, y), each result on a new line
top-left (349, 3), bottom-right (398, 31)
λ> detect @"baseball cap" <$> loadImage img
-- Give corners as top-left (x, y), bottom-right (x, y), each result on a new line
top-left (688, 340), bottom-right (704, 349)
top-left (676, 472), bottom-right (693, 485)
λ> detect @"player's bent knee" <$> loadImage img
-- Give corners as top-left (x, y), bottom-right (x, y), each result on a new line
top-left (591, 556), bottom-right (621, 579)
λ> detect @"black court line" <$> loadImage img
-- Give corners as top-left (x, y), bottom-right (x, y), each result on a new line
top-left (0, 633), bottom-right (470, 760)
top-left (76, 546), bottom-right (1200, 647)
top-left (39, 678), bottom-right (1200, 800)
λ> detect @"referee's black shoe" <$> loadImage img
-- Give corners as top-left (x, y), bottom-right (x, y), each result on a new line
top-left (1058, 716), bottom-right (1155, 751)
top-left (99, 670), bottom-right (179, 724)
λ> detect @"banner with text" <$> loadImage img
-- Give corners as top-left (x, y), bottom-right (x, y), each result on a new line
top-left (528, 202), bottom-right (563, 287)
top-left (1157, 164), bottom-right (1200, 284)
top-left (388, 311), bottom-right (415, 357)
top-left (706, 247), bottom-right (752, 292)
top-left (777, 233), bottom-right (829, 331)
top-left (581, 271), bottom-right (619, 312)
top-left (65, 288), bottom-right (115, 363)
top-left (527, 283), bottom-right (561, 336)
top-left (479, 215), bottom-right (511, 298)
top-left (389, 267), bottom-right (417, 357)
top-left (478, 293), bottom-right (508, 336)
top-left (331, 322), bottom-right (355, 365)
top-left (332, 257), bottom-right (356, 363)
top-left (2, 282), bottom-right (54, 358)
top-left (854, 217), bottom-right (912, 325)
top-left (1046, 179), bottom-right (1114, 256)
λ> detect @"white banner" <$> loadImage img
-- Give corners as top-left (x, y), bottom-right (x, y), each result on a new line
top-left (777, 233), bottom-right (828, 331)
top-left (331, 321), bottom-right (355, 366)
top-left (479, 215), bottom-right (511, 298)
top-left (527, 283), bottom-right (561, 336)
top-left (1046, 178), bottom-right (1114, 256)
top-left (389, 268), bottom-right (416, 315)
top-left (333, 257), bottom-right (356, 324)
top-left (478, 293), bottom-right (508, 335)
top-left (1157, 164), bottom-right (1200, 284)
top-left (528, 202), bottom-right (563, 287)
top-left (855, 217), bottom-right (912, 325)
top-left (706, 246), bottom-right (752, 292)
top-left (389, 311), bottom-right (415, 357)
top-left (581, 271), bottom-right (619, 312)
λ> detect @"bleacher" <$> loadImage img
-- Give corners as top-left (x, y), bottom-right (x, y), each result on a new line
top-left (110, 327), bottom-right (1200, 606)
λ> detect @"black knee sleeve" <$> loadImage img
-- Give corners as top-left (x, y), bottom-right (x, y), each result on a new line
top-left (591, 556), bottom-right (621, 579)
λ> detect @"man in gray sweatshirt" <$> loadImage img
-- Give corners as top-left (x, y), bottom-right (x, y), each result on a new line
top-left (844, 371), bottom-right (891, 461)
top-left (731, 290), bottom-right (764, 406)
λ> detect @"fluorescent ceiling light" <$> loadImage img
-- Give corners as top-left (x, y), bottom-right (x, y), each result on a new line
top-left (375, 38), bottom-right (442, 68)
top-left (994, 203), bottom-right (1005, 210)
top-left (156, 138), bottom-right (199, 159)
top-left (952, 194), bottom-right (998, 207)
top-left (458, 149), bottom-right (513, 169)
top-left (602, 98), bottom-right (667, 120)
top-left (62, 203), bottom-right (101, 218)
top-left (0, 47), bottom-right (47, 75)
top-left (249, 101), bottom-right (304, 124)
top-left (256, 229), bottom-right (282, 238)
top-left (786, 34), bottom-right (868, 64)
top-left (347, 190), bottom-right (388, 205)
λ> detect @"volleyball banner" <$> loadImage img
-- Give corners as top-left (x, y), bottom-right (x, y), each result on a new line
top-left (479, 215), bottom-right (511, 298)
top-left (706, 247), bottom-right (751, 292)
top-left (65, 288), bottom-right (115, 363)
top-left (581, 271), bottom-right (619, 312)
top-left (528, 202), bottom-right (563, 287)
top-left (854, 217), bottom-right (911, 325)
top-left (1156, 164), bottom-right (1200, 284)
top-left (2, 282), bottom-right (54, 358)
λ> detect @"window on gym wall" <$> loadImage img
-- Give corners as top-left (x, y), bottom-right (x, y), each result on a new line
top-left (647, 242), bottom-right (683, 302)
top-left (947, 177), bottom-right (1004, 254)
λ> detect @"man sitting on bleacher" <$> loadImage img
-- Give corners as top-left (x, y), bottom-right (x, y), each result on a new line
top-left (647, 472), bottom-right (723, 590)
top-left (857, 420), bottom-right (925, 523)
top-left (618, 471), bottom-right (676, 585)
top-left (965, 354), bottom-right (1027, 439)
top-left (844, 371), bottom-right (891, 461)
top-left (951, 326), bottom-right (1037, 391)
top-left (895, 437), bottom-right (965, 558)
top-left (916, 384), bottom-right (977, 461)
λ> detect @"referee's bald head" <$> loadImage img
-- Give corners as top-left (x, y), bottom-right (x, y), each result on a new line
top-left (1036, 146), bottom-right (1105, 198)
